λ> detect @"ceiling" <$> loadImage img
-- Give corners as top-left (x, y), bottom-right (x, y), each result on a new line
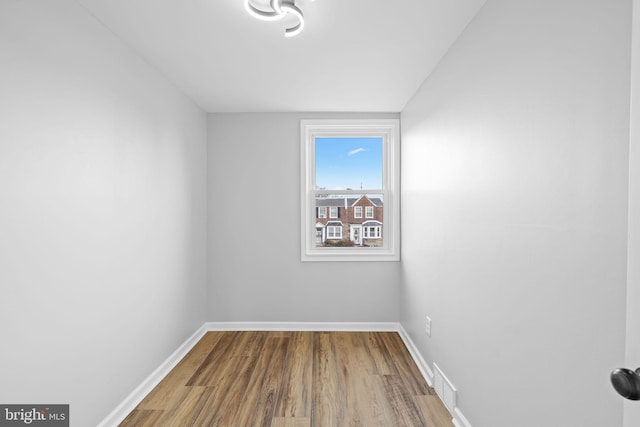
top-left (78, 0), bottom-right (486, 112)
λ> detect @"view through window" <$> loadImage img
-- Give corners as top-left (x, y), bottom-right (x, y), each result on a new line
top-left (314, 137), bottom-right (384, 248)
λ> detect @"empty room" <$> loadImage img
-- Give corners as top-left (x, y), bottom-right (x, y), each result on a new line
top-left (2, 0), bottom-right (640, 426)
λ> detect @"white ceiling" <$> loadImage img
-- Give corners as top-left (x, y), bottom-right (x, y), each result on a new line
top-left (78, 0), bottom-right (485, 112)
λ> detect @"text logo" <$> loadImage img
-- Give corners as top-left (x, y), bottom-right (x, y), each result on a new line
top-left (0, 405), bottom-right (68, 426)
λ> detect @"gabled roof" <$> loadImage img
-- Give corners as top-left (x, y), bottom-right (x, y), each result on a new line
top-left (350, 195), bottom-right (383, 207)
top-left (316, 198), bottom-right (347, 207)
top-left (315, 196), bottom-right (383, 207)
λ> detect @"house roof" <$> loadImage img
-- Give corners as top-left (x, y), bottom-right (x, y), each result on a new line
top-left (316, 198), bottom-right (345, 207)
top-left (316, 196), bottom-right (383, 207)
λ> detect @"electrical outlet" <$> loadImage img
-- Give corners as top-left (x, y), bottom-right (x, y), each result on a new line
top-left (425, 316), bottom-right (431, 336)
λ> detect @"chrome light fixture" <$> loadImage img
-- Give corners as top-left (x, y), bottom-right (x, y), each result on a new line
top-left (244, 0), bottom-right (311, 37)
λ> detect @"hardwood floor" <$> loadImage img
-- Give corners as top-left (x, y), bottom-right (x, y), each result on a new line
top-left (120, 331), bottom-right (453, 427)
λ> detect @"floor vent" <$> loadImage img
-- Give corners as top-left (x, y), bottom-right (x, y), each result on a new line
top-left (433, 363), bottom-right (457, 413)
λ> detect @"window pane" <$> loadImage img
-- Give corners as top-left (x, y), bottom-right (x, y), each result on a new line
top-left (314, 194), bottom-right (383, 248)
top-left (365, 206), bottom-right (374, 218)
top-left (315, 137), bottom-right (383, 190)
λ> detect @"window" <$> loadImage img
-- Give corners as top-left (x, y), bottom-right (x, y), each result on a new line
top-left (326, 226), bottom-right (342, 239)
top-left (363, 222), bottom-right (382, 239)
top-left (365, 206), bottom-right (374, 218)
top-left (301, 119), bottom-right (400, 261)
top-left (365, 227), bottom-right (380, 238)
top-left (317, 207), bottom-right (327, 218)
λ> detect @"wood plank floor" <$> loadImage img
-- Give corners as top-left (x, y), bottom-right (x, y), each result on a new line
top-left (120, 331), bottom-right (453, 427)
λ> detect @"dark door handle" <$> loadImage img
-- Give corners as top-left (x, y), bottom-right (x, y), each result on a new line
top-left (611, 368), bottom-right (640, 400)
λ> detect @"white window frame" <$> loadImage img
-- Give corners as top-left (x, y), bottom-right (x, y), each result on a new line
top-left (354, 206), bottom-right (363, 218)
top-left (364, 225), bottom-right (382, 239)
top-left (318, 207), bottom-right (327, 218)
top-left (329, 206), bottom-right (338, 218)
top-left (301, 119), bottom-right (400, 261)
top-left (365, 206), bottom-right (374, 218)
top-left (326, 226), bottom-right (342, 239)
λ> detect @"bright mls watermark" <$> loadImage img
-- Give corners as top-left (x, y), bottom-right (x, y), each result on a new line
top-left (0, 405), bottom-right (68, 426)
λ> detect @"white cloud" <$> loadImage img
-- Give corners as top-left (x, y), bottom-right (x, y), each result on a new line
top-left (347, 147), bottom-right (366, 156)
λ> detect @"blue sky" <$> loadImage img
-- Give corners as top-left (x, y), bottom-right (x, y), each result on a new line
top-left (315, 137), bottom-right (382, 190)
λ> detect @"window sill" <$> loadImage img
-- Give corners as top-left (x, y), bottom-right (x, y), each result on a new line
top-left (301, 247), bottom-right (400, 262)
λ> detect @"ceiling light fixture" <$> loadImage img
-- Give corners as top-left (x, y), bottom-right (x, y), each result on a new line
top-left (244, 0), bottom-right (311, 37)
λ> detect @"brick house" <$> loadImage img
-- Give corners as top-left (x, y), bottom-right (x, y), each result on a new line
top-left (315, 195), bottom-right (383, 247)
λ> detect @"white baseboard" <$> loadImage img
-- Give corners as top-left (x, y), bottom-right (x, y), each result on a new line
top-left (397, 324), bottom-right (435, 386)
top-left (453, 407), bottom-right (473, 427)
top-left (204, 321), bottom-right (400, 332)
top-left (96, 324), bottom-right (208, 427)
top-left (397, 324), bottom-right (473, 427)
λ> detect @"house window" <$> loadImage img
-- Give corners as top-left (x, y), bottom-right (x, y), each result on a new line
top-left (326, 226), bottom-right (342, 239)
top-left (317, 207), bottom-right (327, 218)
top-left (301, 119), bottom-right (400, 261)
top-left (363, 226), bottom-right (381, 238)
top-left (365, 206), bottom-right (374, 218)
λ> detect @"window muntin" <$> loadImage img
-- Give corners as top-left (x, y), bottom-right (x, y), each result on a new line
top-left (301, 119), bottom-right (400, 261)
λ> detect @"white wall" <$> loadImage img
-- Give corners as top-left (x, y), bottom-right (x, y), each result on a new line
top-left (207, 113), bottom-right (400, 323)
top-left (400, 0), bottom-right (631, 426)
top-left (0, 2), bottom-right (207, 425)
top-left (625, 0), bottom-right (640, 425)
